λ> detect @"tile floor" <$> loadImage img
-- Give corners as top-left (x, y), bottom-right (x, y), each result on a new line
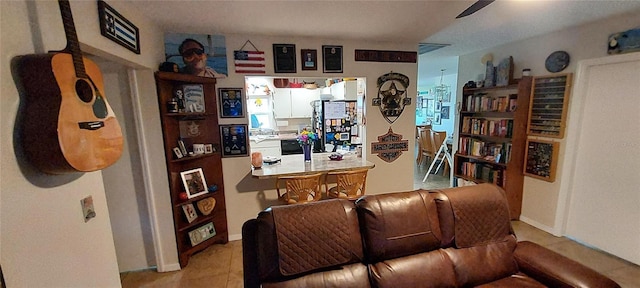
top-left (120, 155), bottom-right (640, 287)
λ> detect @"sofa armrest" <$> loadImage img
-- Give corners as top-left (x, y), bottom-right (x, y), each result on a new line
top-left (514, 241), bottom-right (620, 288)
top-left (242, 219), bottom-right (260, 288)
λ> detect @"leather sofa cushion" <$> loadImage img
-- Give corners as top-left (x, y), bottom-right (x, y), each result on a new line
top-left (261, 263), bottom-right (371, 288)
top-left (356, 190), bottom-right (442, 262)
top-left (369, 250), bottom-right (456, 288)
top-left (476, 272), bottom-right (546, 288)
top-left (256, 199), bottom-right (364, 281)
top-left (443, 235), bottom-right (519, 287)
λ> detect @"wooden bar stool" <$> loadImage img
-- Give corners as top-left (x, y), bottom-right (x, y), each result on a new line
top-left (324, 169), bottom-right (368, 201)
top-left (276, 173), bottom-right (324, 205)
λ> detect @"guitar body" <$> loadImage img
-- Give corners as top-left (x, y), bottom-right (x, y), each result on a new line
top-left (18, 52), bottom-right (123, 174)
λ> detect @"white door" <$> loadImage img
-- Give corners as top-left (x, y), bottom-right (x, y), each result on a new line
top-left (563, 53), bottom-right (640, 265)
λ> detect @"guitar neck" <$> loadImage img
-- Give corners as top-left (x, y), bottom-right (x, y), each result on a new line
top-left (58, 0), bottom-right (88, 79)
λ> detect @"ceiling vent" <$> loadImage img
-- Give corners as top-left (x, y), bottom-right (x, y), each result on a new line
top-left (418, 43), bottom-right (451, 55)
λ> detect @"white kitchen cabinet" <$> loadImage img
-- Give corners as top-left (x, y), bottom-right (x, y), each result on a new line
top-left (273, 88), bottom-right (320, 118)
top-left (250, 139), bottom-right (281, 157)
top-left (330, 81), bottom-right (357, 100)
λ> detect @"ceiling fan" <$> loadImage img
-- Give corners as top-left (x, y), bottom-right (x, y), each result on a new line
top-left (456, 0), bottom-right (495, 18)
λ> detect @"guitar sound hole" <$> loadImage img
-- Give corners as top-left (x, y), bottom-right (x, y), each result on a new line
top-left (75, 79), bottom-right (94, 103)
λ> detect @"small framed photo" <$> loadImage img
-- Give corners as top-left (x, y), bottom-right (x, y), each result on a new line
top-left (323, 45), bottom-right (343, 73)
top-left (173, 147), bottom-right (184, 159)
top-left (204, 144), bottom-right (213, 154)
top-left (180, 168), bottom-right (208, 198)
top-left (301, 49), bottom-right (317, 70)
top-left (273, 44), bottom-right (296, 73)
top-left (220, 124), bottom-right (249, 157)
top-left (182, 203), bottom-right (198, 223)
top-left (218, 88), bottom-right (244, 118)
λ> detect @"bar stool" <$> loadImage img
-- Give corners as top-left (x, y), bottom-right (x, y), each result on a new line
top-left (324, 169), bottom-right (368, 201)
top-left (276, 173), bottom-right (324, 205)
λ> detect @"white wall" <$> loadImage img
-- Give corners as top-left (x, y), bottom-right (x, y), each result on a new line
top-left (457, 10), bottom-right (639, 236)
top-left (219, 35), bottom-right (418, 241)
top-left (0, 0), bottom-right (166, 286)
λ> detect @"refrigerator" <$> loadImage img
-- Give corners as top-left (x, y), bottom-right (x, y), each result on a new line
top-left (311, 100), bottom-right (359, 152)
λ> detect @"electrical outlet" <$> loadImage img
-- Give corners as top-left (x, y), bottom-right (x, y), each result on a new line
top-left (81, 196), bottom-right (96, 222)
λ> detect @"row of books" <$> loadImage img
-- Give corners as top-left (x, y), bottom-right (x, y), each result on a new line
top-left (458, 162), bottom-right (505, 186)
top-left (458, 137), bottom-right (512, 164)
top-left (463, 94), bottom-right (517, 112)
top-left (461, 117), bottom-right (514, 138)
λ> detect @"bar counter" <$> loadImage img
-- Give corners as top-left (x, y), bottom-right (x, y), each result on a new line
top-left (251, 153), bottom-right (375, 179)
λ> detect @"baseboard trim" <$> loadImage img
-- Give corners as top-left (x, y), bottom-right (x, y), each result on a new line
top-left (229, 233), bottom-right (242, 241)
top-left (519, 216), bottom-right (561, 236)
top-left (157, 263), bottom-right (181, 272)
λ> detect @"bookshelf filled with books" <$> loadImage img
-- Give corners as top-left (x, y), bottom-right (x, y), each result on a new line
top-left (455, 76), bottom-right (532, 219)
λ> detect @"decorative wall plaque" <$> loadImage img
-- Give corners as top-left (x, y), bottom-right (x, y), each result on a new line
top-left (98, 0), bottom-right (140, 54)
top-left (370, 128), bottom-right (409, 163)
top-left (373, 72), bottom-right (411, 124)
top-left (273, 44), bottom-right (296, 73)
top-left (355, 50), bottom-right (417, 63)
top-left (322, 45), bottom-right (343, 73)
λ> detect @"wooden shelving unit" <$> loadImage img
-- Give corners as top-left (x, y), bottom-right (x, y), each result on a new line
top-left (527, 74), bottom-right (572, 138)
top-left (454, 77), bottom-right (532, 219)
top-left (154, 71), bottom-right (228, 267)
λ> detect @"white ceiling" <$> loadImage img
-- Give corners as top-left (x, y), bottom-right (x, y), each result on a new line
top-left (128, 0), bottom-right (640, 79)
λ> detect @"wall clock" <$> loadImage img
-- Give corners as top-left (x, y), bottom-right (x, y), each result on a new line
top-left (545, 51), bottom-right (570, 73)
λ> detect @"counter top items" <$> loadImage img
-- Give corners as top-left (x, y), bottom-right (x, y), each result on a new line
top-left (262, 156), bottom-right (281, 165)
top-left (251, 153), bottom-right (374, 179)
top-left (329, 153), bottom-right (343, 161)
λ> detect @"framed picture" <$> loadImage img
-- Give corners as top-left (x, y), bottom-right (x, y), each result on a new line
top-left (181, 84), bottom-right (205, 113)
top-left (218, 88), bottom-right (244, 118)
top-left (164, 33), bottom-right (228, 78)
top-left (524, 139), bottom-right (559, 182)
top-left (98, 0), bottom-right (140, 54)
top-left (182, 203), bottom-right (198, 223)
top-left (220, 124), bottom-right (249, 157)
top-left (173, 147), bottom-right (184, 159)
top-left (322, 45), bottom-right (343, 73)
top-left (180, 168), bottom-right (208, 198)
top-left (435, 101), bottom-right (442, 112)
top-left (273, 44), bottom-right (296, 73)
top-left (301, 49), bottom-right (317, 70)
top-left (434, 113), bottom-right (442, 125)
top-left (204, 144), bottom-right (213, 154)
top-left (441, 106), bottom-right (450, 119)
top-left (425, 99), bottom-right (435, 118)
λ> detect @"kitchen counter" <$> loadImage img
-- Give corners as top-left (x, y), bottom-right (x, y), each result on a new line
top-left (251, 152), bottom-right (374, 179)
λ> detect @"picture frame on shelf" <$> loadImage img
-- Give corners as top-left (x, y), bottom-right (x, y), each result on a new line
top-left (322, 45), bottom-right (343, 73)
top-left (273, 44), bottom-right (296, 73)
top-left (182, 203), bottom-right (198, 223)
top-left (173, 147), bottom-right (184, 159)
top-left (182, 84), bottom-right (205, 113)
top-left (204, 144), bottom-right (213, 154)
top-left (301, 49), bottom-right (317, 71)
top-left (180, 168), bottom-right (208, 198)
top-left (218, 88), bottom-right (244, 118)
top-left (220, 124), bottom-right (249, 157)
top-left (523, 139), bottom-right (559, 182)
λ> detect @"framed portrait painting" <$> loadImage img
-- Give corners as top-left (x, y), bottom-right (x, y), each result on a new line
top-left (301, 49), bottom-right (317, 70)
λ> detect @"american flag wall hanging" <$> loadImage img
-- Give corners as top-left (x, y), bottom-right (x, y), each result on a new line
top-left (98, 0), bottom-right (140, 54)
top-left (234, 40), bottom-right (265, 74)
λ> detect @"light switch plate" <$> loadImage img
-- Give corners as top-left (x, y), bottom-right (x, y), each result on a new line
top-left (81, 196), bottom-right (96, 222)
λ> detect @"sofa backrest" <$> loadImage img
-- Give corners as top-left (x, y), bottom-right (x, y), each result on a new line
top-left (433, 183), bottom-right (519, 286)
top-left (355, 189), bottom-right (442, 262)
top-left (242, 199), bottom-right (367, 287)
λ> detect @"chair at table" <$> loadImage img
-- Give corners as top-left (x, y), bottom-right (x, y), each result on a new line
top-left (324, 169), bottom-right (368, 201)
top-left (416, 126), bottom-right (434, 166)
top-left (276, 173), bottom-right (324, 205)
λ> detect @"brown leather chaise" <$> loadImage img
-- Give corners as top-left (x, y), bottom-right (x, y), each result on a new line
top-left (242, 183), bottom-right (620, 287)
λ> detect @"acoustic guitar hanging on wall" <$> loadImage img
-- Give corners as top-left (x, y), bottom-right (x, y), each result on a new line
top-left (16, 0), bottom-right (123, 174)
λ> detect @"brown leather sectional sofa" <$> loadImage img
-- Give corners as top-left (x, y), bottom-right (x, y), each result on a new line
top-left (242, 184), bottom-right (620, 287)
